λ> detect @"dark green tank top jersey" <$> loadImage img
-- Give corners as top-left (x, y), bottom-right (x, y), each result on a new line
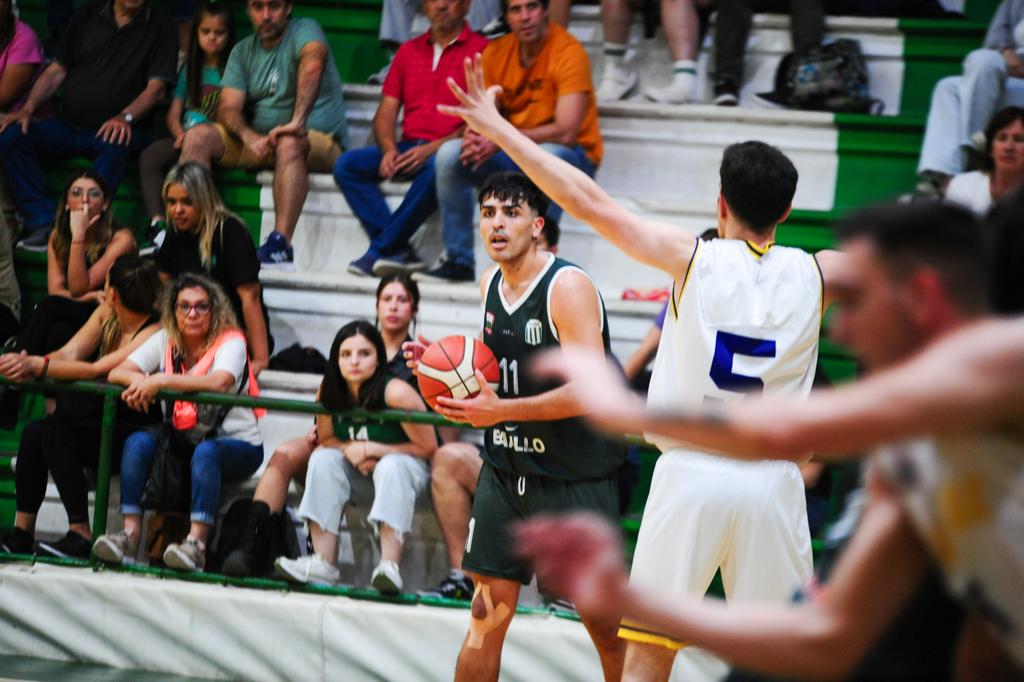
top-left (331, 380), bottom-right (408, 445)
top-left (482, 256), bottom-right (625, 480)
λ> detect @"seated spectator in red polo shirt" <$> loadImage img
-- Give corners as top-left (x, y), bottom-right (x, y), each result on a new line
top-left (333, 0), bottom-right (487, 277)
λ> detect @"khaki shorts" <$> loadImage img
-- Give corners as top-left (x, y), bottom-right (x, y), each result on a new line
top-left (213, 123), bottom-right (342, 172)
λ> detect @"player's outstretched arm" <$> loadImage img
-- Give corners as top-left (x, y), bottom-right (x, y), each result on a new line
top-left (518, 474), bottom-right (929, 680)
top-left (537, 317), bottom-right (1024, 460)
top-left (439, 56), bottom-right (696, 278)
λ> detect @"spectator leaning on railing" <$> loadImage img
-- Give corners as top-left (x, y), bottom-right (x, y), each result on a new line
top-left (0, 170), bottom-right (137, 424)
top-left (94, 273), bottom-right (265, 573)
top-left (0, 255), bottom-right (162, 560)
top-left (334, 0), bottom-right (488, 279)
top-left (0, 0), bottom-right (177, 250)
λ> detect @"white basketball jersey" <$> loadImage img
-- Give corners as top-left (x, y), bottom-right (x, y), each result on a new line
top-left (646, 239), bottom-right (823, 452)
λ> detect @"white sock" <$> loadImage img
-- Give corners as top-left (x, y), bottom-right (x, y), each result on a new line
top-left (672, 60), bottom-right (698, 89)
top-left (604, 42), bottom-right (628, 70)
top-left (450, 568), bottom-right (466, 580)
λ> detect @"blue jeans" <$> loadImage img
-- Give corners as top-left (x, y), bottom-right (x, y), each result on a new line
top-left (434, 139), bottom-right (596, 268)
top-left (333, 140), bottom-right (439, 259)
top-left (119, 429), bottom-right (264, 525)
top-left (0, 117), bottom-right (148, 232)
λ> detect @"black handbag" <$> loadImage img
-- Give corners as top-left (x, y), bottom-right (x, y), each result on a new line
top-left (138, 356), bottom-right (252, 511)
top-left (139, 423), bottom-right (193, 513)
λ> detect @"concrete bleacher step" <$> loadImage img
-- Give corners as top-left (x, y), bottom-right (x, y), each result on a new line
top-left (259, 269), bottom-right (663, 376)
top-left (568, 7), bottom-right (907, 113)
top-left (264, 87), bottom-right (842, 301)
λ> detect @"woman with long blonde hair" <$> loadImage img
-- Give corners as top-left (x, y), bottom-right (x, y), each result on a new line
top-left (155, 161), bottom-right (271, 373)
top-left (95, 273), bottom-right (265, 572)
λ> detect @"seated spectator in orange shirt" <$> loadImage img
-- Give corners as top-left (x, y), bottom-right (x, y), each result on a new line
top-left (419, 0), bottom-right (601, 282)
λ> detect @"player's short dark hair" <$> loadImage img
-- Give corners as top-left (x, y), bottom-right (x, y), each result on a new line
top-left (835, 201), bottom-right (990, 313)
top-left (985, 186), bottom-right (1024, 314)
top-left (719, 141), bottom-right (798, 235)
top-left (478, 171), bottom-right (551, 218)
top-left (540, 215), bottom-right (560, 248)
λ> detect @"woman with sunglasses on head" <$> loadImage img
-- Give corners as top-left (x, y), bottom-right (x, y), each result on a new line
top-left (0, 255), bottom-right (161, 559)
top-left (221, 274), bottom-right (422, 577)
top-left (0, 170), bottom-right (136, 425)
top-left (93, 274), bottom-right (264, 572)
top-left (16, 170), bottom-right (136, 355)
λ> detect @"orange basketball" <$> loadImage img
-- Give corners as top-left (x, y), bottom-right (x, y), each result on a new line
top-left (416, 335), bottom-right (500, 410)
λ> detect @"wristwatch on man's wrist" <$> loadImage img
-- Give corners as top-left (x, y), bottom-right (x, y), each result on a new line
top-left (120, 112), bottom-right (135, 125)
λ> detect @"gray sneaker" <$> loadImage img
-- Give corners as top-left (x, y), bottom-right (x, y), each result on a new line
top-left (163, 537), bottom-right (206, 571)
top-left (93, 530), bottom-right (138, 564)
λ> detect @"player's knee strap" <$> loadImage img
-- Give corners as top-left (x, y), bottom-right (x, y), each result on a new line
top-left (466, 582), bottom-right (511, 649)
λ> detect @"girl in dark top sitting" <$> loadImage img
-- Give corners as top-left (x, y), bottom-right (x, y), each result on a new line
top-left (221, 274), bottom-right (423, 578)
top-left (0, 170), bottom-right (137, 425)
top-left (20, 170), bottom-right (136, 355)
top-left (0, 255), bottom-right (161, 559)
top-left (273, 321), bottom-right (436, 591)
top-left (156, 161), bottom-right (271, 373)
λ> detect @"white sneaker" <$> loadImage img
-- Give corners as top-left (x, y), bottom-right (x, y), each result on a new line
top-left (371, 559), bottom-right (403, 594)
top-left (275, 554), bottom-right (340, 586)
top-left (643, 80), bottom-right (695, 105)
top-left (596, 66), bottom-right (638, 102)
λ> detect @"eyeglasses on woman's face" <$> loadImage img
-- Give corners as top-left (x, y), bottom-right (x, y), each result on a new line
top-left (69, 186), bottom-right (104, 200)
top-left (174, 301), bottom-right (212, 316)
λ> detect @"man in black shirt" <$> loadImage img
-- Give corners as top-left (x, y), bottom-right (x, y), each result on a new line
top-left (0, 0), bottom-right (177, 250)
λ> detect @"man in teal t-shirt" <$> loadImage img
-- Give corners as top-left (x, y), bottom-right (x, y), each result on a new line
top-left (181, 0), bottom-right (349, 270)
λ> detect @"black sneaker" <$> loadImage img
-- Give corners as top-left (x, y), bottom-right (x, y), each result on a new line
top-left (37, 530), bottom-right (91, 560)
top-left (418, 571), bottom-right (474, 600)
top-left (222, 540), bottom-right (257, 577)
top-left (372, 249), bottom-right (427, 276)
top-left (1, 527), bottom-right (34, 554)
top-left (713, 80), bottom-right (739, 107)
top-left (413, 262), bottom-right (475, 283)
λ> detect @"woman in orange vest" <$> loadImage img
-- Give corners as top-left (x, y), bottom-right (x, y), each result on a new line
top-left (94, 273), bottom-right (264, 572)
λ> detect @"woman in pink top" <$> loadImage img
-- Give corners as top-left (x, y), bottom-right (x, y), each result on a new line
top-left (0, 0), bottom-right (45, 342)
top-left (0, 0), bottom-right (45, 114)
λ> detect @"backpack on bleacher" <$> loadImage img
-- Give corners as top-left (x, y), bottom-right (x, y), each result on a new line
top-left (761, 39), bottom-right (882, 114)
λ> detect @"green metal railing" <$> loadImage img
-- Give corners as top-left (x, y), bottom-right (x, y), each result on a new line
top-left (0, 376), bottom-right (502, 541)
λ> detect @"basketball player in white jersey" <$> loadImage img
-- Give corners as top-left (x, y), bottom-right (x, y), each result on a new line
top-left (523, 200), bottom-right (1024, 679)
top-left (439, 56), bottom-right (847, 680)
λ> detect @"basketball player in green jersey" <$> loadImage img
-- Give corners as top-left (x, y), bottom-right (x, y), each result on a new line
top-left (405, 172), bottom-right (626, 681)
